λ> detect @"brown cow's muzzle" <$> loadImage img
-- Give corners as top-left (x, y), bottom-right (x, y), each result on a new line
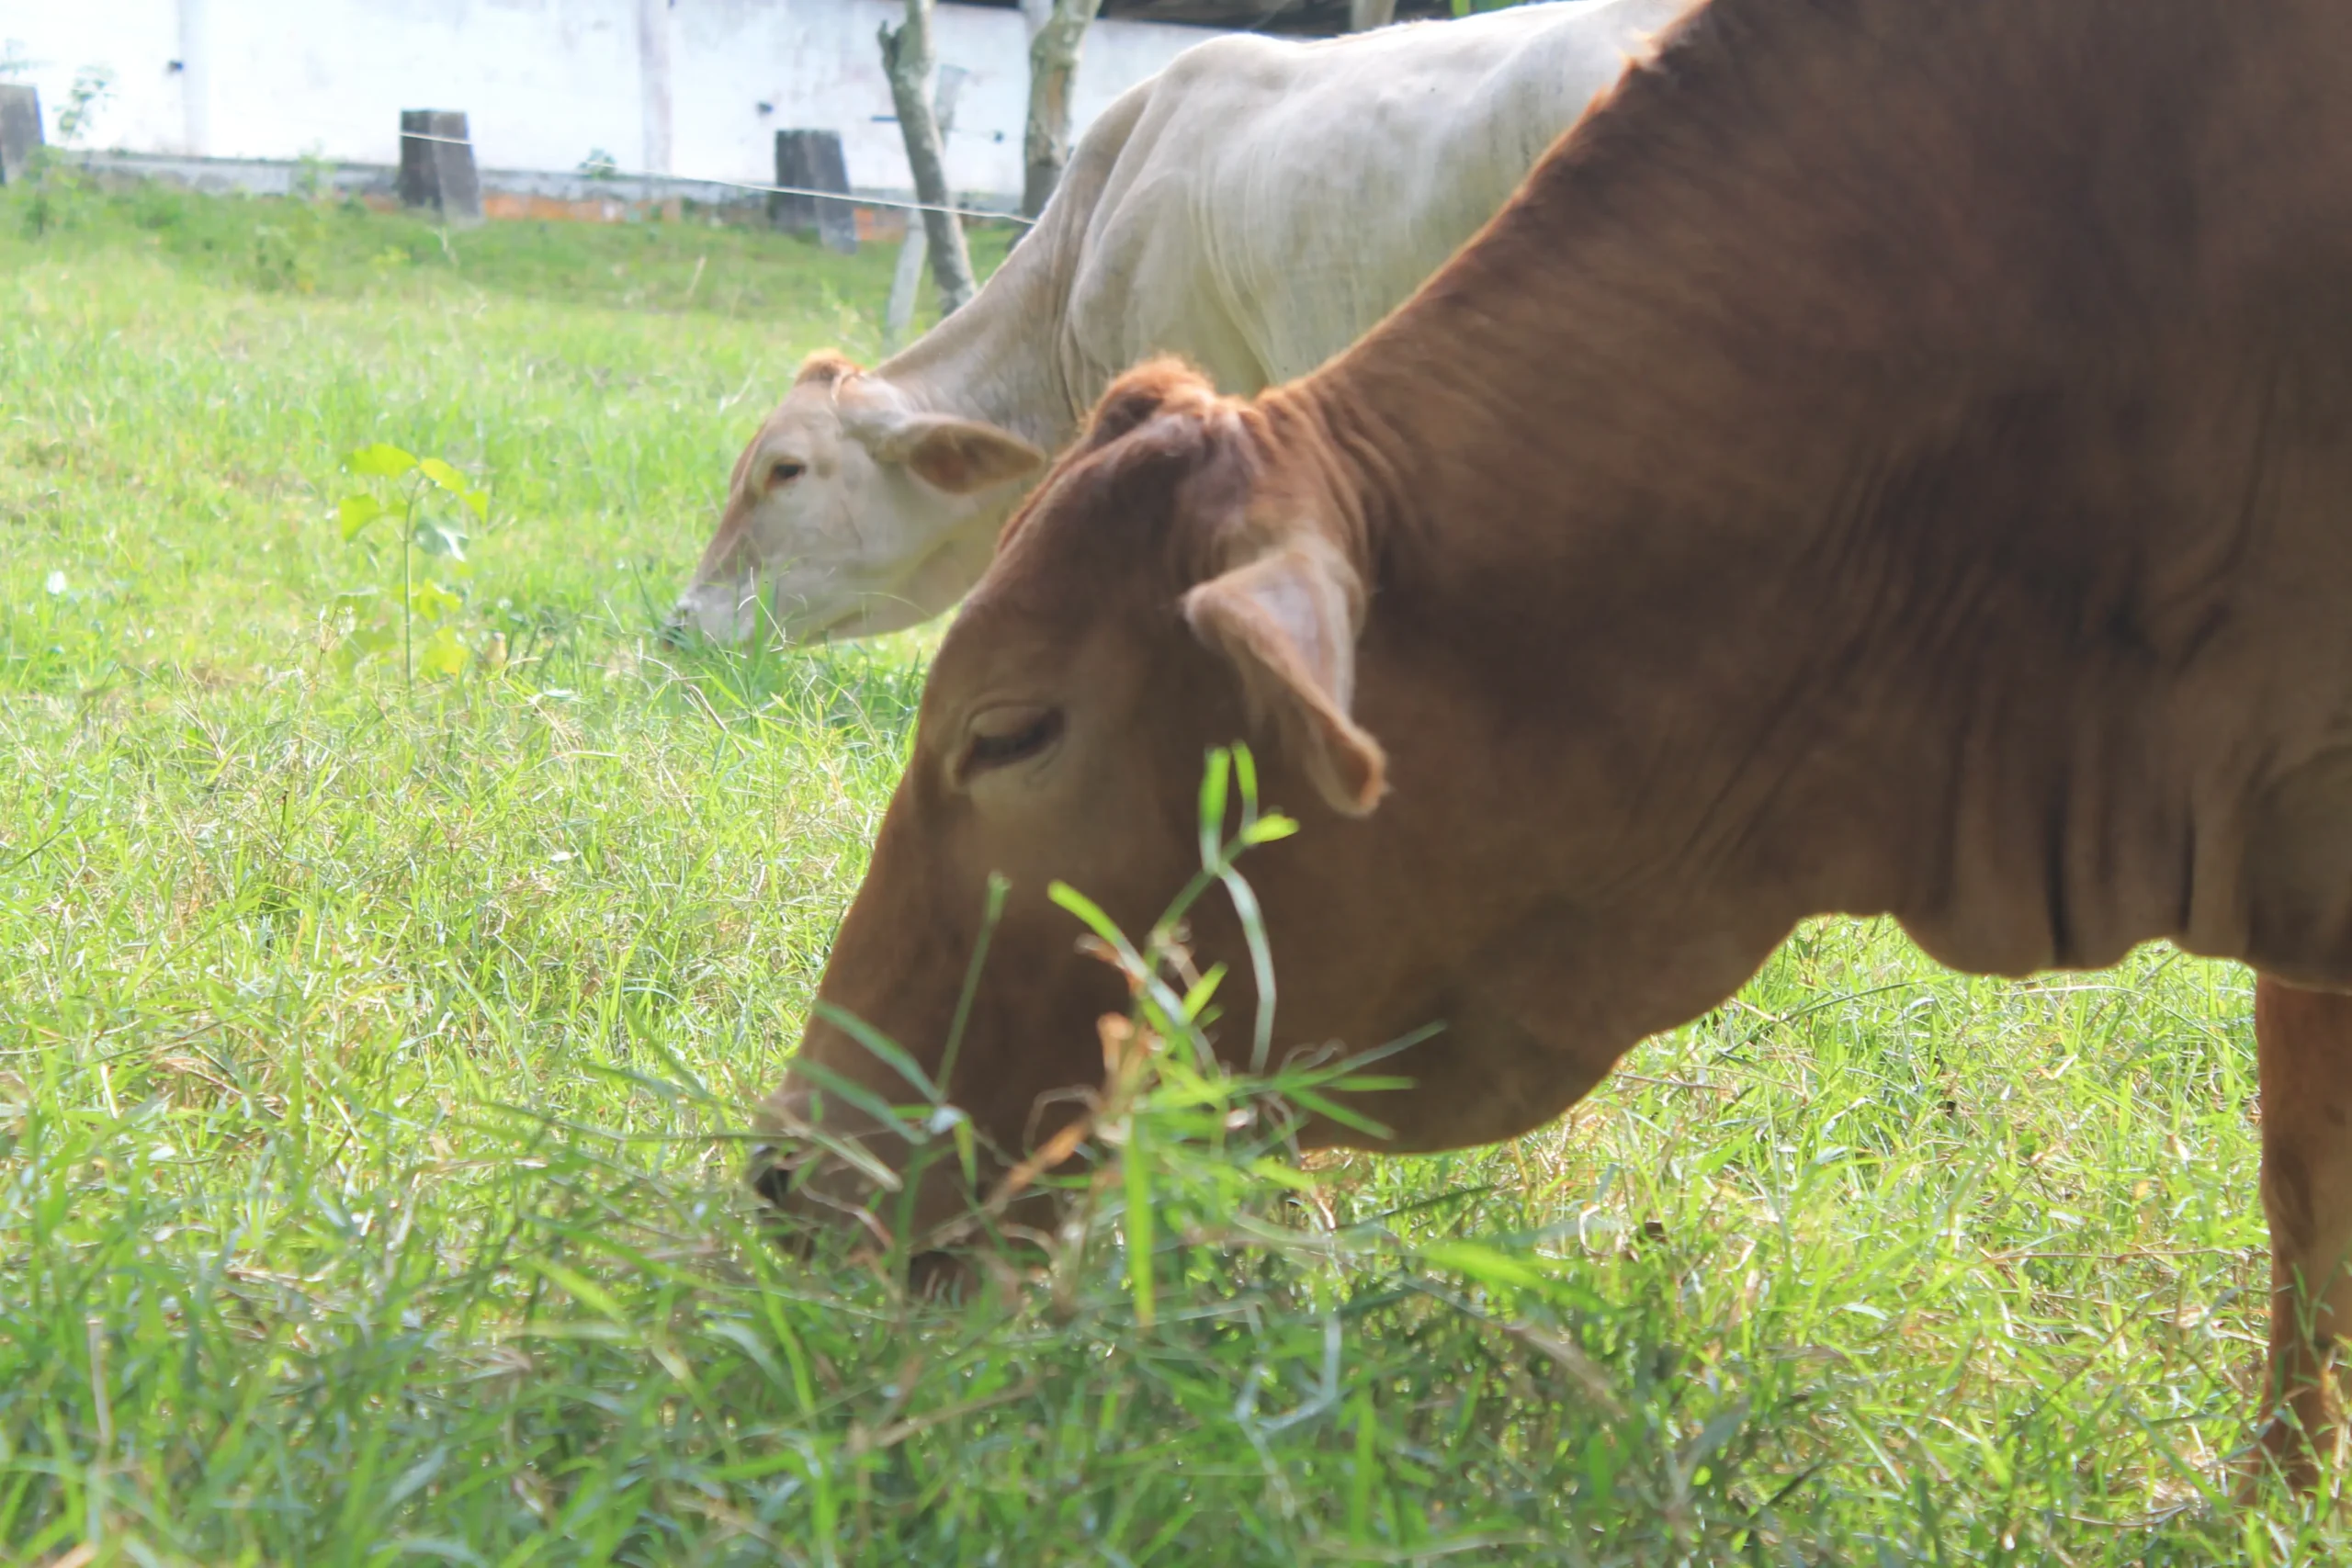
top-left (745, 1087), bottom-right (1056, 1286)
top-left (747, 1088), bottom-right (955, 1236)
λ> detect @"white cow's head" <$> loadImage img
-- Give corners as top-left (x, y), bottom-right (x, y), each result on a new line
top-left (669, 354), bottom-right (1046, 645)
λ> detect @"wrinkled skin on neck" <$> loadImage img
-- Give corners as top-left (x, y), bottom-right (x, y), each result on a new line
top-left (668, 356), bottom-right (1044, 645)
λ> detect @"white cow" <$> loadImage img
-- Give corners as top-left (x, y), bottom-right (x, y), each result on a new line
top-left (672, 0), bottom-right (1691, 644)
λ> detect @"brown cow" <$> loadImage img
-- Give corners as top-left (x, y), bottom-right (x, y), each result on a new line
top-left (759, 0), bottom-right (2352, 1483)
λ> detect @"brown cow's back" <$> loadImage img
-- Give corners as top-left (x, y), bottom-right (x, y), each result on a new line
top-left (1283, 0), bottom-right (2352, 989)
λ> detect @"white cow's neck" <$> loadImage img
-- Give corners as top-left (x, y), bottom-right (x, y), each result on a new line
top-left (872, 217), bottom-right (1084, 457)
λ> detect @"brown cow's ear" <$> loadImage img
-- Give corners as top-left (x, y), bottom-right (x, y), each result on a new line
top-left (1182, 537), bottom-right (1386, 817)
top-left (872, 414), bottom-right (1048, 495)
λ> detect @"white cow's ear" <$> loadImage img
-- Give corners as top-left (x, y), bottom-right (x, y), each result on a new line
top-left (1182, 536), bottom-right (1386, 817)
top-left (849, 411), bottom-right (1046, 495)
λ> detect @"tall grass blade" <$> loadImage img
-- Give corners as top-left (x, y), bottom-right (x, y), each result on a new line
top-left (1125, 1113), bottom-right (1156, 1330)
top-left (938, 872), bottom-right (1009, 1098)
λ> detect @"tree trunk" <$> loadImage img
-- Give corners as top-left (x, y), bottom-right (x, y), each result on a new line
top-left (1348, 0), bottom-right (1396, 29)
top-left (1021, 0), bottom-right (1103, 220)
top-left (878, 0), bottom-right (977, 316)
top-left (883, 67), bottom-right (966, 349)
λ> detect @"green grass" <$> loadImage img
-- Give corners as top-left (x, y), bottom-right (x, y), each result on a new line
top-left (0, 175), bottom-right (2338, 1563)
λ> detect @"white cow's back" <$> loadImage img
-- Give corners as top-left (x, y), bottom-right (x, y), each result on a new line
top-left (672, 0), bottom-right (1694, 646)
top-left (1059, 0), bottom-right (1692, 398)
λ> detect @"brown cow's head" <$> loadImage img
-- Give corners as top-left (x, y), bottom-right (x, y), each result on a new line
top-left (751, 360), bottom-right (1395, 1252)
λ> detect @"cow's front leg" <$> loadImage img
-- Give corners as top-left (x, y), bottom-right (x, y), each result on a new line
top-left (2253, 976), bottom-right (2352, 1489)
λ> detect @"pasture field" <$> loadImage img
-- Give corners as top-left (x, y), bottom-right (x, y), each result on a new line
top-left (0, 175), bottom-right (2339, 1563)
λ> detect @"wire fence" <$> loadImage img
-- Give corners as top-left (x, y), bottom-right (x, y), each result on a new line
top-left (395, 127), bottom-right (1034, 227)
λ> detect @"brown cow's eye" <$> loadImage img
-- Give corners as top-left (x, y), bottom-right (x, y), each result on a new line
top-left (961, 707), bottom-right (1063, 780)
top-left (766, 461), bottom-right (807, 488)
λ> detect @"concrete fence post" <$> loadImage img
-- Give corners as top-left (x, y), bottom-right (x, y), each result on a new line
top-left (772, 129), bottom-right (857, 255)
top-left (398, 109), bottom-right (483, 227)
top-left (884, 227), bottom-right (930, 352)
top-left (0, 85), bottom-right (42, 186)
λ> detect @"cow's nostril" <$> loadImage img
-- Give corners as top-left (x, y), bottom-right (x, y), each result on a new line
top-left (746, 1142), bottom-right (806, 1210)
top-left (909, 1249), bottom-right (977, 1301)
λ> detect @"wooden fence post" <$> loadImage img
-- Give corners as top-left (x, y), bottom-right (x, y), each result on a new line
top-left (772, 130), bottom-right (858, 255)
top-left (397, 109), bottom-right (483, 227)
top-left (0, 85), bottom-right (42, 186)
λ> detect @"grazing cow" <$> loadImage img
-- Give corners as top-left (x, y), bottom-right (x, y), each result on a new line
top-left (669, 0), bottom-right (1691, 645)
top-left (763, 0), bottom-right (2352, 1483)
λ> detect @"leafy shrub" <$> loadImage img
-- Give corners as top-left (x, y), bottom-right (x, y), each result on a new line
top-left (330, 443), bottom-right (492, 687)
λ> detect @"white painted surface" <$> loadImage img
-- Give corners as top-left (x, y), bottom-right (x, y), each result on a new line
top-left (0, 0), bottom-right (1217, 199)
top-left (639, 0), bottom-right (674, 175)
top-left (175, 0), bottom-right (207, 153)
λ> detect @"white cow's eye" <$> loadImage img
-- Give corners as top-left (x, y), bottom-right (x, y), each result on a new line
top-left (766, 460), bottom-right (807, 488)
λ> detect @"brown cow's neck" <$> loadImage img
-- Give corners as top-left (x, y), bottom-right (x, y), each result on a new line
top-left (1243, 0), bottom-right (2352, 1095)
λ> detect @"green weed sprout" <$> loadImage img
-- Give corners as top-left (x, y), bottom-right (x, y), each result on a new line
top-left (332, 444), bottom-right (489, 694)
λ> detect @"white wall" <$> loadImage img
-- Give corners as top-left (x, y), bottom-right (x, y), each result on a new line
top-left (0, 0), bottom-right (1218, 199)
